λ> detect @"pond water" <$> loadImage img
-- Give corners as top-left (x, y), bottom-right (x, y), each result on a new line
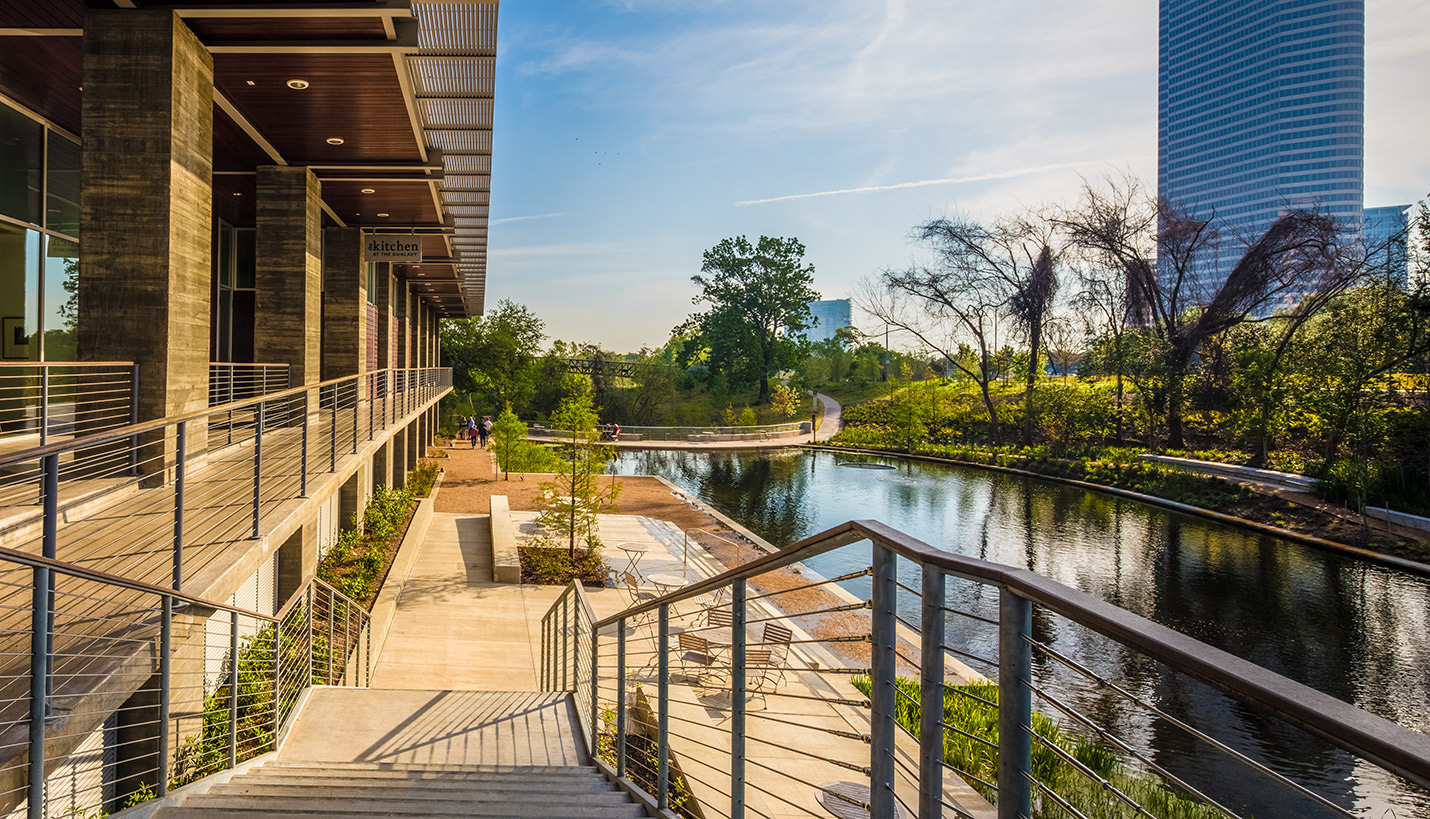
top-left (610, 448), bottom-right (1430, 818)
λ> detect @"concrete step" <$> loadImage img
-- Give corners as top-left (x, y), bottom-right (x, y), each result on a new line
top-left (161, 793), bottom-right (647, 818)
top-left (259, 761), bottom-right (598, 776)
top-left (205, 781), bottom-right (633, 802)
top-left (227, 773), bottom-right (616, 792)
top-left (239, 765), bottom-right (608, 784)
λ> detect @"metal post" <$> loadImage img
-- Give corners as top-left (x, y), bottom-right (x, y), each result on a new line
top-left (29, 565), bottom-right (50, 819)
top-left (173, 422), bottom-right (186, 591)
top-left (657, 603), bottom-right (670, 812)
top-left (272, 618), bottom-right (282, 741)
top-left (41, 454), bottom-right (57, 705)
top-left (368, 374), bottom-right (375, 442)
top-left (158, 597), bottom-right (172, 796)
top-left (229, 610), bottom-right (239, 768)
top-left (998, 589), bottom-right (1033, 819)
top-left (130, 363), bottom-right (140, 473)
top-left (351, 382), bottom-right (359, 454)
top-left (252, 403), bottom-right (264, 538)
top-left (305, 585), bottom-right (314, 686)
top-left (920, 565), bottom-right (947, 819)
top-left (589, 623), bottom-right (599, 760)
top-left (616, 618), bottom-right (627, 779)
top-left (731, 579), bottom-right (746, 819)
top-left (38, 366), bottom-right (49, 446)
top-left (327, 593), bottom-right (334, 685)
top-left (299, 392), bottom-right (309, 498)
top-left (561, 594), bottom-right (570, 692)
top-left (870, 545), bottom-right (897, 819)
top-left (329, 385), bottom-right (337, 473)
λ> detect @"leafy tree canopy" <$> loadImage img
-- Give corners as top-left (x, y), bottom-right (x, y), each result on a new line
top-left (440, 299), bottom-right (546, 414)
top-left (679, 235), bottom-right (819, 404)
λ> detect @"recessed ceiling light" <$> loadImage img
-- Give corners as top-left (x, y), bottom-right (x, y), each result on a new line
top-left (233, 192), bottom-right (242, 196)
top-left (245, 80), bottom-right (255, 86)
top-left (361, 188), bottom-right (376, 194)
top-left (414, 265), bottom-right (422, 269)
top-left (377, 213), bottom-right (389, 218)
top-left (326, 137), bottom-right (344, 146)
top-left (286, 79), bottom-right (310, 90)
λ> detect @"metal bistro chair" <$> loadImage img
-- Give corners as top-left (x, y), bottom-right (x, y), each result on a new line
top-left (676, 632), bottom-right (723, 685)
top-left (622, 571), bottom-right (660, 627)
top-left (759, 622), bottom-right (794, 688)
top-left (743, 648), bottom-right (777, 706)
top-left (705, 607), bottom-right (734, 630)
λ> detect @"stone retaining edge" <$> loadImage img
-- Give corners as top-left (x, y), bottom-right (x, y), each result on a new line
top-left (368, 469), bottom-right (442, 668)
top-left (806, 445), bottom-right (1430, 577)
top-left (490, 494), bottom-right (520, 583)
top-left (1367, 506), bottom-right (1430, 534)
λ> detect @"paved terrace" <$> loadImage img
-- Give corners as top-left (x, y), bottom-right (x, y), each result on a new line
top-left (371, 498), bottom-right (992, 819)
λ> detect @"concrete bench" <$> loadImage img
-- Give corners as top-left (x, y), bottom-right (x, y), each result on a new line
top-left (490, 495), bottom-right (520, 583)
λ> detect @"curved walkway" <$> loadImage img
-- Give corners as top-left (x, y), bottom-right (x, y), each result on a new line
top-left (813, 392), bottom-right (841, 441)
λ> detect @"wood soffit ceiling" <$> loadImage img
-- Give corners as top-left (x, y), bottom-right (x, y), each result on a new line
top-left (0, 0), bottom-right (498, 319)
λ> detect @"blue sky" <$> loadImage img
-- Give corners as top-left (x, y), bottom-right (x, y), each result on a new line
top-left (486, 0), bottom-right (1430, 352)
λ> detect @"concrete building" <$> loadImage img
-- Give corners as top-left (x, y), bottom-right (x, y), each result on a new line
top-left (1159, 0), bottom-right (1365, 294)
top-left (0, 2), bottom-right (495, 811)
top-left (805, 298), bottom-right (852, 344)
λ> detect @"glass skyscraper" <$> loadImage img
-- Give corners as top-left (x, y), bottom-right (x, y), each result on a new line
top-left (1159, 0), bottom-right (1365, 294)
top-left (805, 299), bottom-right (852, 344)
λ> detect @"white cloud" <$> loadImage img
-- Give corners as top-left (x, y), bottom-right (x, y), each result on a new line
top-left (489, 212), bottom-right (566, 226)
top-left (734, 158), bottom-right (1152, 206)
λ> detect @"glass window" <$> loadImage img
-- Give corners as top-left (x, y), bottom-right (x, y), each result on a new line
top-left (43, 235), bottom-right (79, 361)
top-left (45, 131), bottom-right (80, 238)
top-left (366, 262), bottom-right (378, 305)
top-left (217, 224), bottom-right (234, 288)
top-left (235, 230), bottom-right (255, 289)
top-left (0, 102), bottom-right (43, 226)
top-left (0, 222), bottom-right (40, 361)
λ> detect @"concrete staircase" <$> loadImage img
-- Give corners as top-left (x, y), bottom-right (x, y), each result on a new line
top-left (150, 760), bottom-right (644, 818)
top-left (143, 688), bottom-right (636, 818)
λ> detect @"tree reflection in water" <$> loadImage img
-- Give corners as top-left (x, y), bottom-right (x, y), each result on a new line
top-left (610, 449), bottom-right (1430, 818)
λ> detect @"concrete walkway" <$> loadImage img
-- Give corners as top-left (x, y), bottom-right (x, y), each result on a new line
top-left (371, 512), bottom-right (562, 691)
top-left (813, 392), bottom-right (842, 441)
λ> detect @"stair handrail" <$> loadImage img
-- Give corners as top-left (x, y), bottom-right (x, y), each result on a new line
top-left (569, 517), bottom-right (1430, 818)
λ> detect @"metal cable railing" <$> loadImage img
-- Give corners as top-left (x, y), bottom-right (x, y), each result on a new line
top-left (542, 520), bottom-right (1430, 819)
top-left (0, 545), bottom-right (369, 818)
top-left (526, 422), bottom-right (807, 443)
top-left (206, 363), bottom-right (290, 409)
top-left (0, 367), bottom-right (450, 595)
top-left (0, 362), bottom-right (137, 447)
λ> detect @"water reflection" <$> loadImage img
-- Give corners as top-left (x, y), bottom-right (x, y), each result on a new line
top-left (611, 449), bottom-right (1430, 817)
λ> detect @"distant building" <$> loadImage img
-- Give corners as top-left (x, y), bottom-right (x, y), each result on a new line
top-left (1363, 205), bottom-right (1411, 280)
top-left (1159, 0), bottom-right (1365, 295)
top-left (804, 299), bottom-right (852, 344)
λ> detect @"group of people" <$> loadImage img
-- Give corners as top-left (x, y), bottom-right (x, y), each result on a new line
top-left (456, 415), bottom-right (492, 449)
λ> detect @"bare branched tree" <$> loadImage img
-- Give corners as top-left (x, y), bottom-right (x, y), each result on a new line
top-left (858, 215), bottom-right (1057, 446)
top-left (1009, 244), bottom-right (1059, 443)
top-left (1056, 175), bottom-right (1346, 448)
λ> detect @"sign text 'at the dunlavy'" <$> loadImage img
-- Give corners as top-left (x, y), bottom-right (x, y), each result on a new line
top-left (364, 236), bottom-right (422, 263)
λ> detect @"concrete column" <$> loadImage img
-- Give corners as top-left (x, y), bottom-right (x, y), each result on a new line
top-left (391, 431), bottom-right (406, 488)
top-left (276, 523), bottom-right (315, 605)
top-left (339, 467), bottom-right (367, 533)
top-left (79, 10), bottom-right (213, 426)
top-left (255, 166), bottom-right (323, 385)
top-left (393, 281), bottom-right (410, 368)
top-left (406, 422), bottom-right (419, 471)
top-left (322, 227), bottom-right (367, 380)
top-left (374, 267), bottom-right (393, 370)
top-left (373, 442), bottom-right (390, 491)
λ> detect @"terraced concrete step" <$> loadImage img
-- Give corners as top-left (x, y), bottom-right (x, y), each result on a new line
top-left (235, 766), bottom-right (608, 784)
top-left (204, 781), bottom-right (634, 803)
top-left (226, 773), bottom-right (616, 793)
top-left (257, 761), bottom-right (602, 776)
top-left (159, 794), bottom-right (647, 818)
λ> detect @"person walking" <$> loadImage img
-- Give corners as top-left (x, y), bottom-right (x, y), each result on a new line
top-left (456, 414), bottom-right (469, 442)
top-left (469, 415), bottom-right (479, 448)
top-left (479, 416), bottom-right (493, 449)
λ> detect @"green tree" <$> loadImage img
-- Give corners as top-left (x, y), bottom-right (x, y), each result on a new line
top-left (440, 299), bottom-right (545, 415)
top-left (681, 236), bottom-right (819, 404)
top-left (538, 392), bottom-right (621, 558)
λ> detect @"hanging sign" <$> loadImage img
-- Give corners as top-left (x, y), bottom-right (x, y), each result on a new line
top-left (364, 236), bottom-right (422, 263)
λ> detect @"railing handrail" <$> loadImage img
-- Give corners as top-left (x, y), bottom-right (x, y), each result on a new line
top-left (591, 517), bottom-right (1430, 793)
top-left (0, 365), bottom-right (446, 469)
top-left (0, 360), bottom-right (134, 368)
top-left (0, 542), bottom-right (276, 623)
